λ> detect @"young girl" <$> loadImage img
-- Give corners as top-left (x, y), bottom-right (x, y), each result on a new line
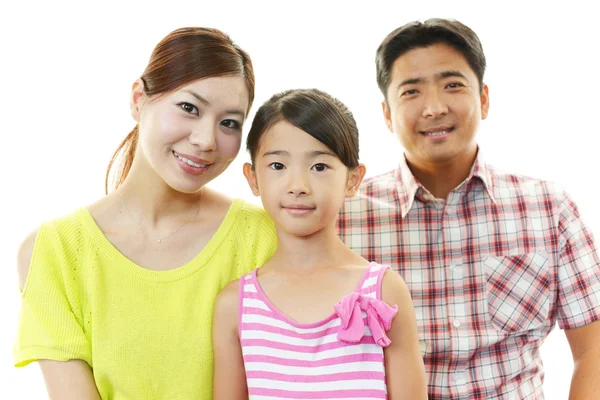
top-left (14, 28), bottom-right (277, 399)
top-left (212, 89), bottom-right (427, 399)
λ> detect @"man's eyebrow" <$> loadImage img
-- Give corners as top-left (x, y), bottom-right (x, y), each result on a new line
top-left (395, 71), bottom-right (469, 92)
top-left (438, 70), bottom-right (467, 80)
top-left (397, 77), bottom-right (423, 91)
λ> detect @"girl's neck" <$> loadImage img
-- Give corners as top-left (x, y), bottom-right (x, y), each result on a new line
top-left (269, 224), bottom-right (364, 275)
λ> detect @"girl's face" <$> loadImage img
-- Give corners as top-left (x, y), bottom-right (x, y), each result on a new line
top-left (244, 120), bottom-right (364, 238)
top-left (131, 75), bottom-right (249, 193)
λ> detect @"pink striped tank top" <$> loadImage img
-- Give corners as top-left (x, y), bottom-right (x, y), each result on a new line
top-left (238, 262), bottom-right (398, 399)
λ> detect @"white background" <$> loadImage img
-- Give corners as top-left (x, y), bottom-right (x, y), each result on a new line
top-left (1, 0), bottom-right (598, 397)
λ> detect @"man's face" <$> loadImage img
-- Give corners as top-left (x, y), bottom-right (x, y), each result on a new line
top-left (383, 43), bottom-right (489, 168)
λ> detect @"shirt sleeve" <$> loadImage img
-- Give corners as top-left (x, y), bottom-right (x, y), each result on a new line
top-left (555, 192), bottom-right (600, 330)
top-left (14, 222), bottom-right (91, 367)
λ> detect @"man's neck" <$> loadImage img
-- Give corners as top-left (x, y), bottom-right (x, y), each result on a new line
top-left (405, 149), bottom-right (478, 200)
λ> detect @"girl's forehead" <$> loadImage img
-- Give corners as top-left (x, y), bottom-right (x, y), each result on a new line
top-left (259, 121), bottom-right (330, 151)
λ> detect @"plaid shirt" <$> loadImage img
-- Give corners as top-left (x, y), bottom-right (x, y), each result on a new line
top-left (337, 154), bottom-right (600, 399)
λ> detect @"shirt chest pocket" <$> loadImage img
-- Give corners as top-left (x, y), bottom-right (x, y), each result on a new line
top-left (484, 252), bottom-right (551, 333)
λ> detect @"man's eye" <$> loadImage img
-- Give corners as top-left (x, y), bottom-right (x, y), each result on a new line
top-left (402, 89), bottom-right (418, 97)
top-left (446, 83), bottom-right (463, 89)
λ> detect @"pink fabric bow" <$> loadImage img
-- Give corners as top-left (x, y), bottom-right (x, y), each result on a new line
top-left (334, 292), bottom-right (398, 347)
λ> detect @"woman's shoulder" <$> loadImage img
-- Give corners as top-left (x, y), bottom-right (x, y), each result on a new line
top-left (212, 194), bottom-right (274, 235)
top-left (17, 207), bottom-right (89, 291)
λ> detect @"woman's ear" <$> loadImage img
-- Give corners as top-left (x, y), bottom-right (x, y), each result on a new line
top-left (243, 162), bottom-right (260, 196)
top-left (130, 79), bottom-right (146, 122)
top-left (345, 164), bottom-right (366, 198)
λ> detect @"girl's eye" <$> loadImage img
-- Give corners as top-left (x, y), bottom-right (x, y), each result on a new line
top-left (221, 119), bottom-right (242, 130)
top-left (178, 102), bottom-right (198, 115)
top-left (311, 163), bottom-right (328, 172)
top-left (269, 162), bottom-right (285, 170)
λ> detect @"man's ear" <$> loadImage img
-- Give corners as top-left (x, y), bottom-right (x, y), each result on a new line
top-left (130, 79), bottom-right (146, 122)
top-left (243, 162), bottom-right (260, 196)
top-left (345, 164), bottom-right (367, 198)
top-left (382, 100), bottom-right (393, 133)
top-left (480, 83), bottom-right (490, 120)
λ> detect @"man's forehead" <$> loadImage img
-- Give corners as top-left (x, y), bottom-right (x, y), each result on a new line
top-left (390, 46), bottom-right (475, 82)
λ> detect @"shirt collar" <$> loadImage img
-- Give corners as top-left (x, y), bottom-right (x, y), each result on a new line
top-left (395, 149), bottom-right (497, 218)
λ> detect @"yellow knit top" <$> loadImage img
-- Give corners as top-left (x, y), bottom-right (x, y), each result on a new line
top-left (14, 199), bottom-right (277, 399)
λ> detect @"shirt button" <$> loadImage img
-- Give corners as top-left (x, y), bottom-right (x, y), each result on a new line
top-left (453, 320), bottom-right (461, 328)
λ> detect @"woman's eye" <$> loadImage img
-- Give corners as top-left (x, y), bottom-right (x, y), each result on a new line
top-left (221, 119), bottom-right (242, 130)
top-left (269, 162), bottom-right (285, 170)
top-left (178, 102), bottom-right (198, 115)
top-left (311, 163), bottom-right (328, 172)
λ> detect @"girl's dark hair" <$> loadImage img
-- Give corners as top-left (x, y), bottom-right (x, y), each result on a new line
top-left (376, 18), bottom-right (486, 98)
top-left (105, 27), bottom-right (255, 193)
top-left (246, 89), bottom-right (359, 169)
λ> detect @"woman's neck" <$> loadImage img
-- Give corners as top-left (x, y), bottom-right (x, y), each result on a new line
top-left (114, 161), bottom-right (203, 226)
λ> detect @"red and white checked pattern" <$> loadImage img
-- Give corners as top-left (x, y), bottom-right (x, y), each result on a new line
top-left (337, 155), bottom-right (600, 399)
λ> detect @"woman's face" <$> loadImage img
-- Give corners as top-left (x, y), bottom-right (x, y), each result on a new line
top-left (131, 75), bottom-right (249, 193)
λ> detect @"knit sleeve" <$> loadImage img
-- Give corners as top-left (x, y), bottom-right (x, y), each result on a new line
top-left (14, 221), bottom-right (91, 367)
top-left (234, 201), bottom-right (277, 276)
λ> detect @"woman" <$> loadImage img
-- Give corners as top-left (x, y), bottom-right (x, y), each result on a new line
top-left (14, 27), bottom-right (277, 399)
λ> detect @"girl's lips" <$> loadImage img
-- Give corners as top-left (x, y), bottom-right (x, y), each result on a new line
top-left (282, 205), bottom-right (316, 215)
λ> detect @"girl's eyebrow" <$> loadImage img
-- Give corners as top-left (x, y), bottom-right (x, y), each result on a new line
top-left (262, 150), bottom-right (336, 158)
top-left (262, 150), bottom-right (289, 157)
top-left (309, 150), bottom-right (336, 158)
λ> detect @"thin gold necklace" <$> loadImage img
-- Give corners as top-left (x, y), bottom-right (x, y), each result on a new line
top-left (121, 195), bottom-right (201, 244)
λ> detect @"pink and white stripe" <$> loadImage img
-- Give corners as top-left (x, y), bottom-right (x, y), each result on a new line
top-left (238, 263), bottom-right (391, 399)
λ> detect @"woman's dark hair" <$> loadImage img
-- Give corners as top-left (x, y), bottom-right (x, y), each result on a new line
top-left (246, 89), bottom-right (359, 169)
top-left (376, 18), bottom-right (486, 98)
top-left (105, 27), bottom-right (254, 193)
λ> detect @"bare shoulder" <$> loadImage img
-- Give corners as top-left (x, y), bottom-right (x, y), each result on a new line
top-left (381, 268), bottom-right (412, 307)
top-left (205, 189), bottom-right (235, 213)
top-left (216, 279), bottom-right (241, 306)
top-left (17, 229), bottom-right (39, 291)
top-left (213, 279), bottom-right (242, 329)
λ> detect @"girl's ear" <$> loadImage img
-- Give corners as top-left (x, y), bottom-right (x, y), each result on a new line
top-left (345, 164), bottom-right (366, 198)
top-left (243, 162), bottom-right (260, 196)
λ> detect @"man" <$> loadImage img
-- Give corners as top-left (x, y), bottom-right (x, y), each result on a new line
top-left (338, 18), bottom-right (600, 399)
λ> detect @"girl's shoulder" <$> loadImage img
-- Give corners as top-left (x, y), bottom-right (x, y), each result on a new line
top-left (213, 276), bottom-right (245, 331)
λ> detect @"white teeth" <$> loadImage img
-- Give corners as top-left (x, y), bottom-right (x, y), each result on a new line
top-left (425, 130), bottom-right (449, 136)
top-left (174, 152), bottom-right (205, 168)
